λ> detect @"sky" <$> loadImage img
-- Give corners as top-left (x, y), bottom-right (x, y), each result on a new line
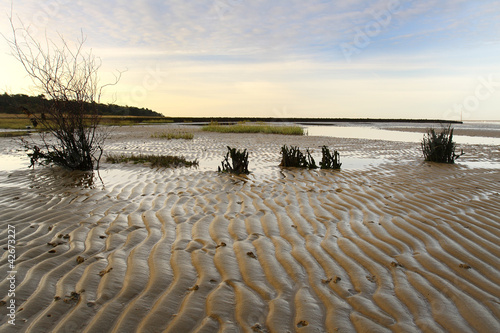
top-left (1, 0), bottom-right (500, 120)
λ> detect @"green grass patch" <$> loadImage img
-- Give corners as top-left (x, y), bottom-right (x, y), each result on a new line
top-left (0, 114), bottom-right (173, 128)
top-left (99, 116), bottom-right (173, 126)
top-left (0, 114), bottom-right (33, 129)
top-left (202, 122), bottom-right (304, 135)
top-left (151, 131), bottom-right (194, 140)
top-left (105, 153), bottom-right (198, 168)
top-left (0, 131), bottom-right (31, 137)
top-left (99, 119), bottom-right (136, 126)
top-left (142, 119), bottom-right (174, 124)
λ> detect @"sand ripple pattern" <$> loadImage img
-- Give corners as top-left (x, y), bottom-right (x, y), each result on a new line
top-left (1, 161), bottom-right (499, 333)
top-left (1, 128), bottom-right (500, 332)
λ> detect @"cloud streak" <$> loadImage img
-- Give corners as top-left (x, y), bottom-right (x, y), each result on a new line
top-left (1, 0), bottom-right (500, 119)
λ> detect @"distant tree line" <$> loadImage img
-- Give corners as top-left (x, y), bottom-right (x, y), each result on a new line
top-left (0, 93), bottom-right (164, 117)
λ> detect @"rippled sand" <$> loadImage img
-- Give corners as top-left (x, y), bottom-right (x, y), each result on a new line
top-left (1, 125), bottom-right (500, 332)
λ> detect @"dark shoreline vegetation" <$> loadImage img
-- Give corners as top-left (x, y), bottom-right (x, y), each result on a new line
top-left (1, 93), bottom-right (462, 127)
top-left (0, 115), bottom-right (173, 129)
top-left (0, 93), bottom-right (168, 130)
top-left (0, 93), bottom-right (163, 117)
top-left (0, 115), bottom-right (461, 131)
top-left (160, 117), bottom-right (463, 124)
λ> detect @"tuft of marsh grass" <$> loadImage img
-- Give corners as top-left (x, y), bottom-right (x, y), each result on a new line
top-left (421, 125), bottom-right (464, 163)
top-left (106, 153), bottom-right (198, 168)
top-left (218, 146), bottom-right (250, 174)
top-left (279, 145), bottom-right (317, 168)
top-left (151, 131), bottom-right (194, 140)
top-left (202, 122), bottom-right (304, 135)
top-left (1, 114), bottom-right (140, 128)
top-left (141, 119), bottom-right (174, 124)
top-left (0, 131), bottom-right (31, 137)
top-left (0, 114), bottom-right (33, 129)
top-left (319, 146), bottom-right (341, 169)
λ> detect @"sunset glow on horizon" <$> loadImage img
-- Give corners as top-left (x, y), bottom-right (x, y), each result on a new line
top-left (1, 0), bottom-right (499, 120)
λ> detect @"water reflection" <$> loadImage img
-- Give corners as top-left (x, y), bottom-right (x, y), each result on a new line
top-left (25, 167), bottom-right (102, 189)
top-left (1, 153), bottom-right (29, 171)
top-left (461, 161), bottom-right (500, 169)
top-left (306, 125), bottom-right (423, 142)
top-left (305, 124), bottom-right (500, 145)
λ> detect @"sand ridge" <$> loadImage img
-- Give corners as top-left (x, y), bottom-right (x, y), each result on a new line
top-left (1, 127), bottom-right (500, 332)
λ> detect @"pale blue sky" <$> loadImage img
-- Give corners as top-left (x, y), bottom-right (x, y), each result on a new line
top-left (1, 0), bottom-right (499, 120)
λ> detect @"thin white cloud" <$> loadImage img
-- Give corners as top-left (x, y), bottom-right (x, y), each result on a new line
top-left (2, 0), bottom-right (500, 119)
top-left (4, 0), bottom-right (499, 57)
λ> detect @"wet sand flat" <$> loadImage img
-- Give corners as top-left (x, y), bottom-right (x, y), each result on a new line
top-left (1, 125), bottom-right (500, 332)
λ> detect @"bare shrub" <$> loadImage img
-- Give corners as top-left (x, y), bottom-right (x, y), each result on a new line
top-left (5, 17), bottom-right (120, 170)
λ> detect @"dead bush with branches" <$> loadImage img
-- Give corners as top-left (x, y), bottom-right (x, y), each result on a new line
top-left (5, 17), bottom-right (120, 171)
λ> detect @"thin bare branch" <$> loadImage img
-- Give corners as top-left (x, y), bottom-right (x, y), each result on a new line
top-left (6, 15), bottom-right (120, 171)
